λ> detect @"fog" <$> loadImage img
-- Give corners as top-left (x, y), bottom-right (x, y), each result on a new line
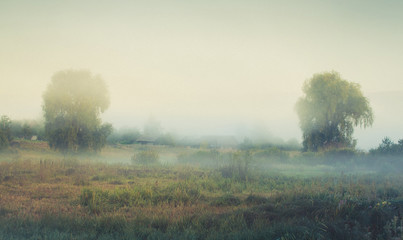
top-left (1, 0), bottom-right (403, 150)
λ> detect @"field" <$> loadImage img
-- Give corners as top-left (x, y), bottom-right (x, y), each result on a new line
top-left (1, 141), bottom-right (403, 239)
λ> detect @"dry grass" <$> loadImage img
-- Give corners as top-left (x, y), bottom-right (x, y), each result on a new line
top-left (1, 143), bottom-right (403, 239)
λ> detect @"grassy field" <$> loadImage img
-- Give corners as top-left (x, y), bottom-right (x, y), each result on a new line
top-left (0, 141), bottom-right (403, 239)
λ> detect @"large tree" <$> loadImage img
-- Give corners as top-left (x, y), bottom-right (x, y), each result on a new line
top-left (43, 70), bottom-right (112, 152)
top-left (0, 115), bottom-right (12, 149)
top-left (295, 71), bottom-right (373, 151)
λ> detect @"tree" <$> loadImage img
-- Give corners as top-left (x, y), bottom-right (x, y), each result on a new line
top-left (0, 115), bottom-right (12, 149)
top-left (295, 71), bottom-right (373, 151)
top-left (42, 70), bottom-right (112, 152)
top-left (22, 123), bottom-right (32, 139)
top-left (11, 120), bottom-right (45, 140)
top-left (369, 137), bottom-right (403, 155)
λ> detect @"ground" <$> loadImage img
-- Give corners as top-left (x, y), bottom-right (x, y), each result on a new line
top-left (0, 141), bottom-right (402, 239)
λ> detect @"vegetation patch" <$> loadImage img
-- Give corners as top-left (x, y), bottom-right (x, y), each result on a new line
top-left (211, 194), bottom-right (241, 207)
top-left (2, 144), bottom-right (403, 239)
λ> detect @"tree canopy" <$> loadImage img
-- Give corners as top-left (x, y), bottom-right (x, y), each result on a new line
top-left (295, 71), bottom-right (373, 151)
top-left (42, 70), bottom-right (112, 152)
top-left (0, 115), bottom-right (12, 149)
top-left (369, 137), bottom-right (403, 156)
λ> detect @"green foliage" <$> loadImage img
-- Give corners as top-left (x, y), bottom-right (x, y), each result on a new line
top-left (131, 148), bottom-right (160, 165)
top-left (370, 137), bottom-right (403, 156)
top-left (42, 70), bottom-right (112, 152)
top-left (296, 71), bottom-right (373, 152)
top-left (0, 115), bottom-right (12, 149)
top-left (219, 150), bottom-right (252, 181)
top-left (15, 120), bottom-right (46, 140)
top-left (9, 122), bottom-right (34, 140)
top-left (91, 123), bottom-right (113, 151)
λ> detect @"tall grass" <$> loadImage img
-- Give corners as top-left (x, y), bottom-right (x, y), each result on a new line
top-left (1, 144), bottom-right (403, 239)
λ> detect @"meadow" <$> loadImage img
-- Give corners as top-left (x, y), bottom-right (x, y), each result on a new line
top-left (0, 141), bottom-right (403, 239)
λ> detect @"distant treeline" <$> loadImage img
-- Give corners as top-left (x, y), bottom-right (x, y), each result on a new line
top-left (2, 114), bottom-right (403, 161)
top-left (10, 120), bottom-right (45, 140)
top-left (239, 138), bottom-right (301, 151)
top-left (106, 127), bottom-right (302, 151)
top-left (107, 128), bottom-right (176, 146)
top-left (0, 115), bottom-right (45, 149)
top-left (369, 137), bottom-right (403, 156)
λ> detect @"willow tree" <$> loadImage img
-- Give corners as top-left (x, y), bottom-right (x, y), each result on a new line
top-left (295, 71), bottom-right (373, 151)
top-left (43, 70), bottom-right (112, 152)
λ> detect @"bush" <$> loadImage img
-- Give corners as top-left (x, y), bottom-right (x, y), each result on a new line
top-left (131, 148), bottom-right (159, 165)
top-left (219, 151), bottom-right (252, 181)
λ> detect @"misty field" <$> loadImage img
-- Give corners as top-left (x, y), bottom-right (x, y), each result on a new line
top-left (1, 141), bottom-right (403, 240)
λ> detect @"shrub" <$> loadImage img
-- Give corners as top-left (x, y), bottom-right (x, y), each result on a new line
top-left (219, 151), bottom-right (252, 181)
top-left (131, 148), bottom-right (159, 165)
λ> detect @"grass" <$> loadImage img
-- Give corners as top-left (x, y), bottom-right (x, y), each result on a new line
top-left (1, 142), bottom-right (403, 239)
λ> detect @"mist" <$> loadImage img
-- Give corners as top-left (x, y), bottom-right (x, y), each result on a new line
top-left (3, 2), bottom-right (403, 238)
top-left (1, 0), bottom-right (403, 150)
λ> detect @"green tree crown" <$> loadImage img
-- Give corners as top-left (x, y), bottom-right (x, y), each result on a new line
top-left (296, 71), bottom-right (373, 151)
top-left (0, 115), bottom-right (12, 149)
top-left (42, 70), bottom-right (111, 152)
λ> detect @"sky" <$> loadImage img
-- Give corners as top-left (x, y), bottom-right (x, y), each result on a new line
top-left (1, 0), bottom-right (403, 149)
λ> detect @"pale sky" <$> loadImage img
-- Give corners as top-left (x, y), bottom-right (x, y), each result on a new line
top-left (1, 0), bottom-right (403, 149)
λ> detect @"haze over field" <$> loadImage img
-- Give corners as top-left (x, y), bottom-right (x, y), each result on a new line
top-left (1, 0), bottom-right (403, 149)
